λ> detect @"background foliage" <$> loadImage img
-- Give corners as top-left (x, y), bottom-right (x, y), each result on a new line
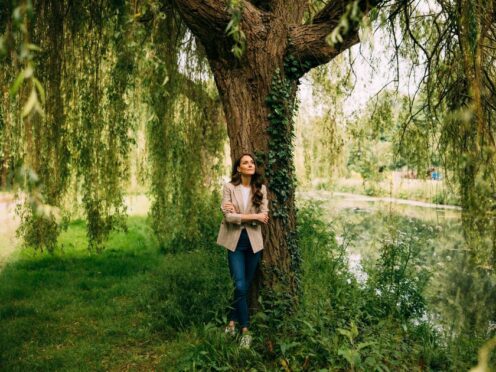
top-left (1, 0), bottom-right (226, 252)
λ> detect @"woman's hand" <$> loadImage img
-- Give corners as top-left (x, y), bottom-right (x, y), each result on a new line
top-left (223, 202), bottom-right (236, 213)
top-left (222, 203), bottom-right (269, 224)
top-left (256, 213), bottom-right (269, 224)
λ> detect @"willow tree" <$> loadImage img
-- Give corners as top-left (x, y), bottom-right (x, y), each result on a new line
top-left (163, 0), bottom-right (381, 295)
top-left (4, 0), bottom-right (494, 301)
top-left (1, 0), bottom-right (226, 253)
top-left (388, 0), bottom-right (496, 266)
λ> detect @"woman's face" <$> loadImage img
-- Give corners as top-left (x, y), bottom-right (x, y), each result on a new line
top-left (237, 155), bottom-right (256, 176)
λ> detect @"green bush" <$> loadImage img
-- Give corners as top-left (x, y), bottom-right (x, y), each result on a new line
top-left (364, 228), bottom-right (430, 321)
top-left (153, 193), bottom-right (223, 254)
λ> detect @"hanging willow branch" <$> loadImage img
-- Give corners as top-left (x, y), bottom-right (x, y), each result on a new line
top-left (142, 6), bottom-right (225, 252)
top-left (381, 0), bottom-right (496, 264)
top-left (0, 0), bottom-right (227, 252)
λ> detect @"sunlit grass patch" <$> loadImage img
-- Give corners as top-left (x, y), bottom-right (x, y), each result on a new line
top-left (332, 172), bottom-right (460, 205)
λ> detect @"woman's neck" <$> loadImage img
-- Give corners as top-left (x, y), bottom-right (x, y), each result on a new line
top-left (240, 175), bottom-right (251, 187)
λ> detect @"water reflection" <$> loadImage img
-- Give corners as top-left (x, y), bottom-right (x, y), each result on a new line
top-left (299, 191), bottom-right (495, 360)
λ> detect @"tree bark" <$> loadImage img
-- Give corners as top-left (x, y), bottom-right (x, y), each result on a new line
top-left (205, 11), bottom-right (299, 298)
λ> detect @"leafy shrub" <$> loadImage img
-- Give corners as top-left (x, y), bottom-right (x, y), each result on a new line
top-left (365, 228), bottom-right (431, 321)
top-left (154, 193), bottom-right (223, 254)
top-left (16, 208), bottom-right (69, 252)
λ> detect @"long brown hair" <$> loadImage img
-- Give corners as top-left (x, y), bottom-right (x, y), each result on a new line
top-left (230, 153), bottom-right (264, 210)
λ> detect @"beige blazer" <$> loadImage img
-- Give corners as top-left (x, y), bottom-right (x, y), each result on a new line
top-left (216, 182), bottom-right (269, 253)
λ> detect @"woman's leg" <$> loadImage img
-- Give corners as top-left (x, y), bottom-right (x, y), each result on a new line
top-left (227, 247), bottom-right (245, 324)
top-left (227, 230), bottom-right (251, 327)
top-left (244, 249), bottom-right (261, 290)
top-left (239, 248), bottom-right (261, 331)
top-left (228, 252), bottom-right (250, 327)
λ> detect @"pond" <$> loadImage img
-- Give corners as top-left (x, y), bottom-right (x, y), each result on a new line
top-left (299, 190), bottom-right (495, 351)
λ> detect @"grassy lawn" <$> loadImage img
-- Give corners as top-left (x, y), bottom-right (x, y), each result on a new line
top-left (0, 217), bottom-right (231, 371)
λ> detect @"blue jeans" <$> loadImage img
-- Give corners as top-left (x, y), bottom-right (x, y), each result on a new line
top-left (228, 229), bottom-right (261, 328)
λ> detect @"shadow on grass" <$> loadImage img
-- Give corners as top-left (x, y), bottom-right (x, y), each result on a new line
top-left (0, 216), bottom-right (230, 371)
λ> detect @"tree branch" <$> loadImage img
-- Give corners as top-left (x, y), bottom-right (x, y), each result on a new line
top-left (170, 0), bottom-right (232, 38)
top-left (312, 0), bottom-right (353, 25)
top-left (168, 72), bottom-right (224, 133)
top-left (288, 0), bottom-right (384, 73)
top-left (288, 23), bottom-right (360, 71)
top-left (170, 0), bottom-right (265, 60)
top-left (168, 71), bottom-right (218, 108)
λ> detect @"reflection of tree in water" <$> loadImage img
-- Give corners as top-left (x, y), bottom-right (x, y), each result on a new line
top-left (429, 246), bottom-right (496, 365)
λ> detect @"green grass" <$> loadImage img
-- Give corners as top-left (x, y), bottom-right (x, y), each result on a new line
top-left (0, 210), bottom-right (492, 371)
top-left (0, 216), bottom-right (231, 370)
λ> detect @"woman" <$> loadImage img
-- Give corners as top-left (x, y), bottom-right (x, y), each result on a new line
top-left (216, 153), bottom-right (269, 349)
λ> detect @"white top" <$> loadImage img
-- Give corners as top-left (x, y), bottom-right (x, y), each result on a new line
top-left (241, 185), bottom-right (251, 211)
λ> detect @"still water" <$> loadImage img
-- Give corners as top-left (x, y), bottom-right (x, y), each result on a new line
top-left (299, 190), bottom-right (495, 347)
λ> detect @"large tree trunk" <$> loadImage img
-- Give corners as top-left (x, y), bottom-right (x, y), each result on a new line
top-left (171, 0), bottom-right (381, 299)
top-left (210, 33), bottom-right (300, 300)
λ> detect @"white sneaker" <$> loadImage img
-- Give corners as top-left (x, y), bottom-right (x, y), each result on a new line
top-left (239, 333), bottom-right (252, 349)
top-left (224, 325), bottom-right (236, 337)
